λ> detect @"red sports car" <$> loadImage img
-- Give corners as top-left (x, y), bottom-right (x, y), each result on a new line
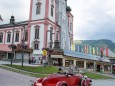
top-left (31, 72), bottom-right (92, 86)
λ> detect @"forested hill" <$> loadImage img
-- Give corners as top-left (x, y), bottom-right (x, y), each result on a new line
top-left (74, 39), bottom-right (115, 52)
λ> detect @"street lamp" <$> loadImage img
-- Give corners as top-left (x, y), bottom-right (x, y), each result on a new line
top-left (10, 15), bottom-right (15, 65)
top-left (21, 26), bottom-right (26, 67)
top-left (47, 29), bottom-right (54, 66)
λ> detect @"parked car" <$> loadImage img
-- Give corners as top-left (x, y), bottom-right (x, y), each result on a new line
top-left (30, 72), bottom-right (92, 86)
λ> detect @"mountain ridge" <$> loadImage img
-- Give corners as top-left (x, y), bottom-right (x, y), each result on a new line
top-left (74, 39), bottom-right (115, 52)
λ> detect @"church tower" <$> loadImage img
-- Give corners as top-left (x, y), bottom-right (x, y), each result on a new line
top-left (28, 0), bottom-right (60, 58)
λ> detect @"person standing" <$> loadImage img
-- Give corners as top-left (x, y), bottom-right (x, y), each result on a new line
top-left (69, 63), bottom-right (75, 73)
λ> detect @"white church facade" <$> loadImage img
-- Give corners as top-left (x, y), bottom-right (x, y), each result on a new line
top-left (0, 0), bottom-right (73, 61)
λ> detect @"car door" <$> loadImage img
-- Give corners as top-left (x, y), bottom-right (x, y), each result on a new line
top-left (69, 75), bottom-right (80, 86)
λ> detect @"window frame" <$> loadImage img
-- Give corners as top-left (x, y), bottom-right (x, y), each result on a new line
top-left (36, 2), bottom-right (41, 14)
top-left (0, 32), bottom-right (3, 43)
top-left (34, 25), bottom-right (40, 39)
top-left (15, 31), bottom-right (20, 42)
top-left (25, 30), bottom-right (28, 41)
top-left (7, 31), bottom-right (11, 43)
top-left (34, 40), bottom-right (40, 50)
top-left (51, 5), bottom-right (54, 17)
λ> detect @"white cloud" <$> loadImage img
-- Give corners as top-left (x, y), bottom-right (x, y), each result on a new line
top-left (68, 0), bottom-right (115, 42)
top-left (0, 0), bottom-right (115, 42)
top-left (0, 0), bottom-right (30, 24)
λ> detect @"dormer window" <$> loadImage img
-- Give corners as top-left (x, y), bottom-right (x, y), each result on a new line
top-left (7, 31), bottom-right (11, 43)
top-left (34, 25), bottom-right (40, 39)
top-left (0, 32), bottom-right (3, 43)
top-left (36, 2), bottom-right (41, 14)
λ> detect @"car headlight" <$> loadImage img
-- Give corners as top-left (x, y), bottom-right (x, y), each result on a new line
top-left (84, 75), bottom-right (87, 78)
top-left (36, 83), bottom-right (42, 86)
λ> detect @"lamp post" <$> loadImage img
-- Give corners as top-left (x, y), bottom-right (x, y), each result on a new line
top-left (47, 29), bottom-right (54, 66)
top-left (10, 15), bottom-right (15, 65)
top-left (21, 26), bottom-right (26, 67)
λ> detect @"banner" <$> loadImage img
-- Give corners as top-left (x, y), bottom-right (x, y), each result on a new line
top-left (89, 46), bottom-right (92, 54)
top-left (100, 47), bottom-right (104, 57)
top-left (71, 44), bottom-right (75, 51)
top-left (106, 48), bottom-right (108, 57)
top-left (93, 47), bottom-right (95, 54)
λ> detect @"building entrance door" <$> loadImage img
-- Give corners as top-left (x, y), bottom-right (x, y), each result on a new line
top-left (8, 53), bottom-right (12, 59)
top-left (97, 65), bottom-right (100, 72)
top-left (65, 60), bottom-right (73, 67)
top-left (58, 58), bottom-right (62, 66)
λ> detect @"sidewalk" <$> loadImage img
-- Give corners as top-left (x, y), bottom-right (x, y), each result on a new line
top-left (0, 60), bottom-right (50, 76)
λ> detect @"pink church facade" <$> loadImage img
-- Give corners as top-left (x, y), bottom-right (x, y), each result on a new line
top-left (0, 0), bottom-right (73, 61)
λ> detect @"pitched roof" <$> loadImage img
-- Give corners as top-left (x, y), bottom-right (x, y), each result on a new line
top-left (0, 21), bottom-right (28, 29)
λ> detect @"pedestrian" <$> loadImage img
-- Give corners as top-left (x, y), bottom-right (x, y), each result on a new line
top-left (100, 66), bottom-right (103, 74)
top-left (69, 63), bottom-right (75, 73)
top-left (28, 57), bottom-right (31, 64)
top-left (33, 57), bottom-right (36, 64)
top-left (31, 56), bottom-right (34, 64)
top-left (57, 68), bottom-right (63, 74)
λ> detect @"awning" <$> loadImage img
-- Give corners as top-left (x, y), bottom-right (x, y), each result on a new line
top-left (63, 50), bottom-right (111, 63)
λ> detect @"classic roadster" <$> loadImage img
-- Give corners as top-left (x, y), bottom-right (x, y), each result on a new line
top-left (31, 72), bottom-right (92, 86)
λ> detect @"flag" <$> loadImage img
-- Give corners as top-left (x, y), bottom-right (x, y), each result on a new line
top-left (93, 47), bottom-right (95, 54)
top-left (100, 47), bottom-right (104, 58)
top-left (79, 45), bottom-right (82, 52)
top-left (84, 45), bottom-right (87, 53)
top-left (96, 47), bottom-right (99, 55)
top-left (0, 15), bottom-right (3, 21)
top-left (106, 48), bottom-right (108, 57)
top-left (89, 46), bottom-right (92, 54)
top-left (71, 44), bottom-right (75, 51)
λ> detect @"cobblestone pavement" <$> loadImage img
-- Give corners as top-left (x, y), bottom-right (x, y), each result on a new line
top-left (0, 68), bottom-right (36, 86)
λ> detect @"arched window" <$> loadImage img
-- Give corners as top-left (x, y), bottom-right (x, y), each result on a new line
top-left (15, 30), bottom-right (20, 42)
top-left (7, 31), bottom-right (11, 43)
top-left (36, 1), bottom-right (41, 14)
top-left (0, 32), bottom-right (3, 43)
top-left (34, 25), bottom-right (40, 39)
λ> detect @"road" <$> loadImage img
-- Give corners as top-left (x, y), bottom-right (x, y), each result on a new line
top-left (1, 68), bottom-right (115, 86)
top-left (0, 68), bottom-right (36, 86)
top-left (0, 60), bottom-right (115, 86)
top-left (92, 79), bottom-right (115, 86)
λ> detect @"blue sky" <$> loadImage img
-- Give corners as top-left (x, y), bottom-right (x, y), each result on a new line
top-left (0, 0), bottom-right (115, 42)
